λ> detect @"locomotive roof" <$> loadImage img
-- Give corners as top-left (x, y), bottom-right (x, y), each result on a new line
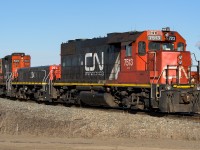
top-left (107, 31), bottom-right (143, 44)
top-left (3, 53), bottom-right (27, 60)
top-left (62, 31), bottom-right (143, 45)
top-left (61, 31), bottom-right (143, 55)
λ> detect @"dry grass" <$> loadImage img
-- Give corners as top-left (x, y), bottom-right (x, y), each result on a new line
top-left (0, 98), bottom-right (200, 140)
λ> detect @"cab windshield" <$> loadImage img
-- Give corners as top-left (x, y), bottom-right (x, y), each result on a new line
top-left (148, 42), bottom-right (174, 51)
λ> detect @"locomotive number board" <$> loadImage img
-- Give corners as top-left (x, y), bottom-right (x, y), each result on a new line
top-left (148, 35), bottom-right (162, 41)
top-left (147, 30), bottom-right (163, 41)
top-left (166, 36), bottom-right (176, 41)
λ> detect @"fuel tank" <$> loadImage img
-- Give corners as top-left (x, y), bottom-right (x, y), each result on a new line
top-left (80, 91), bottom-right (118, 107)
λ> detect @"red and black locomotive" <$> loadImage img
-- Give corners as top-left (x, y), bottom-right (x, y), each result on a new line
top-left (0, 27), bottom-right (200, 113)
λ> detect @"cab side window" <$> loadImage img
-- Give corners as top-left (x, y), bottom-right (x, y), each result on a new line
top-left (138, 41), bottom-right (146, 56)
top-left (125, 45), bottom-right (132, 57)
top-left (177, 42), bottom-right (184, 51)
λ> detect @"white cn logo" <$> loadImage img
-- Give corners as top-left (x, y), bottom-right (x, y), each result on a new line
top-left (85, 52), bottom-right (104, 71)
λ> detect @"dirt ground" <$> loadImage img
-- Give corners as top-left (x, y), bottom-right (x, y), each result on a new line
top-left (0, 134), bottom-right (200, 150)
top-left (1, 98), bottom-right (200, 150)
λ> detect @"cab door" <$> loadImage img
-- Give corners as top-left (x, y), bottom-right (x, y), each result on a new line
top-left (118, 41), bottom-right (149, 83)
top-left (134, 41), bottom-right (147, 71)
top-left (122, 42), bottom-right (134, 72)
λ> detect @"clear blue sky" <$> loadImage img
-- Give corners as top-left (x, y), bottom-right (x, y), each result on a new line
top-left (0, 0), bottom-right (200, 66)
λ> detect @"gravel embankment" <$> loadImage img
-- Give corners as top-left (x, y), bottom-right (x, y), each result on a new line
top-left (0, 98), bottom-right (200, 140)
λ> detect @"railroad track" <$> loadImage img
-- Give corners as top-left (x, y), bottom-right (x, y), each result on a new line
top-left (167, 113), bottom-right (200, 123)
top-left (140, 111), bottom-right (200, 123)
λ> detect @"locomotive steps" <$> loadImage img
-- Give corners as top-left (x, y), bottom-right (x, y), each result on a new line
top-left (0, 98), bottom-right (200, 140)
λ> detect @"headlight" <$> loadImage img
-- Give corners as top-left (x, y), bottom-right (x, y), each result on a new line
top-left (178, 60), bottom-right (182, 65)
top-left (178, 55), bottom-right (182, 65)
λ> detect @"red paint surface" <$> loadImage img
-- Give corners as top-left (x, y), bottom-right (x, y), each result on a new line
top-left (116, 30), bottom-right (192, 85)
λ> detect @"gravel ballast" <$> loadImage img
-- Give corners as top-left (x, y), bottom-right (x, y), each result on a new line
top-left (0, 98), bottom-right (200, 140)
